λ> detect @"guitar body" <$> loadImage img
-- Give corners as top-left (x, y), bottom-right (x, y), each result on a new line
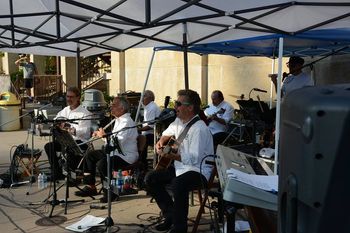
top-left (155, 137), bottom-right (177, 170)
top-left (207, 108), bottom-right (226, 123)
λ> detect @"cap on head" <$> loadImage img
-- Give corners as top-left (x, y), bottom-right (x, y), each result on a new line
top-left (288, 56), bottom-right (304, 65)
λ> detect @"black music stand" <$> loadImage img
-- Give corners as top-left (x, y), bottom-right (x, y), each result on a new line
top-left (236, 100), bottom-right (270, 155)
top-left (48, 127), bottom-right (88, 216)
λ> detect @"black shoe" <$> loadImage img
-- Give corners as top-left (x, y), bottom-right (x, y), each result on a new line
top-left (168, 228), bottom-right (186, 233)
top-left (67, 178), bottom-right (81, 187)
top-left (99, 191), bottom-right (119, 203)
top-left (155, 220), bottom-right (172, 231)
top-left (75, 186), bottom-right (98, 197)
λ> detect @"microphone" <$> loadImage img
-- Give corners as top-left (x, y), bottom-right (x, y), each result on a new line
top-left (253, 88), bottom-right (267, 93)
top-left (156, 111), bottom-right (176, 121)
top-left (201, 105), bottom-right (210, 110)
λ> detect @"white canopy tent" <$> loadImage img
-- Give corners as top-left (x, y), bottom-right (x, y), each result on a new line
top-left (1, 0), bottom-right (350, 174)
top-left (0, 0), bottom-right (350, 57)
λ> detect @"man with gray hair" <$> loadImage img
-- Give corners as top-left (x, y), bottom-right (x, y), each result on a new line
top-left (75, 96), bottom-right (138, 203)
top-left (138, 90), bottom-right (161, 167)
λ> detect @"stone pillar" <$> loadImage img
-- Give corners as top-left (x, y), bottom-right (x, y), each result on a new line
top-left (60, 56), bottom-right (77, 88)
top-left (110, 51), bottom-right (125, 96)
top-left (2, 52), bottom-right (18, 75)
top-left (201, 55), bottom-right (209, 104)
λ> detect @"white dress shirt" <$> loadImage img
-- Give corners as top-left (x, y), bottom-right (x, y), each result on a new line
top-left (162, 116), bottom-right (214, 180)
top-left (204, 100), bottom-right (234, 135)
top-left (110, 113), bottom-right (138, 164)
top-left (55, 105), bottom-right (92, 141)
top-left (281, 72), bottom-right (314, 98)
top-left (142, 101), bottom-right (161, 135)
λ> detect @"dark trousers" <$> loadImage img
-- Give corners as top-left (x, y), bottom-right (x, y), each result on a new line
top-left (145, 167), bottom-right (208, 232)
top-left (44, 140), bottom-right (87, 179)
top-left (83, 149), bottom-right (130, 185)
top-left (213, 132), bottom-right (228, 150)
top-left (140, 134), bottom-right (154, 169)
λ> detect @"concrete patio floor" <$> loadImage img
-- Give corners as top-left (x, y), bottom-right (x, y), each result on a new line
top-left (0, 130), bottom-right (219, 233)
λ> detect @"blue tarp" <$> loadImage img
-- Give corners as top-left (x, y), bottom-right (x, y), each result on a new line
top-left (156, 28), bottom-right (350, 58)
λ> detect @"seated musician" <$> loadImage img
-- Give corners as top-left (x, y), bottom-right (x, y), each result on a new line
top-left (145, 89), bottom-right (214, 233)
top-left (75, 96), bottom-right (138, 203)
top-left (44, 87), bottom-right (92, 180)
top-left (204, 90), bottom-right (234, 149)
top-left (138, 90), bottom-right (161, 169)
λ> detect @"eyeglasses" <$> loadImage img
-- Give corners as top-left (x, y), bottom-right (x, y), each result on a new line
top-left (286, 62), bottom-right (298, 68)
top-left (174, 100), bottom-right (191, 107)
top-left (66, 95), bottom-right (78, 98)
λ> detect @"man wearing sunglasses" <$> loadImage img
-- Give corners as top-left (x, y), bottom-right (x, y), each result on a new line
top-left (145, 89), bottom-right (214, 233)
top-left (270, 56), bottom-right (314, 98)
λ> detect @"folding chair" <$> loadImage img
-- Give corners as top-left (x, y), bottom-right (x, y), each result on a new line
top-left (191, 164), bottom-right (219, 233)
top-left (15, 148), bottom-right (42, 177)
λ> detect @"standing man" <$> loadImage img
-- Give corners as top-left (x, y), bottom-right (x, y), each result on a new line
top-left (270, 56), bottom-right (314, 98)
top-left (138, 90), bottom-right (161, 167)
top-left (44, 87), bottom-right (92, 180)
top-left (75, 96), bottom-right (139, 203)
top-left (145, 89), bottom-right (214, 233)
top-left (15, 54), bottom-right (37, 101)
top-left (204, 90), bottom-right (234, 149)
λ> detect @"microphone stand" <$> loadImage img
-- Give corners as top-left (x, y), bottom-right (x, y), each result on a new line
top-left (76, 117), bottom-right (171, 232)
top-left (42, 117), bottom-right (98, 217)
top-left (104, 135), bottom-right (114, 232)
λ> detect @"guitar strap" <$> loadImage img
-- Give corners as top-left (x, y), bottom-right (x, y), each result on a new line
top-left (176, 115), bottom-right (200, 144)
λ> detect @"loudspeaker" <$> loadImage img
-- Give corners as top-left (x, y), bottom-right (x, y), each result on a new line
top-left (278, 84), bottom-right (350, 233)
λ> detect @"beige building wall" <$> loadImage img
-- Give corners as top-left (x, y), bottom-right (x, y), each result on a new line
top-left (111, 48), bottom-right (287, 109)
top-left (110, 51), bottom-right (126, 96)
top-left (2, 53), bottom-right (18, 75)
top-left (60, 57), bottom-right (77, 87)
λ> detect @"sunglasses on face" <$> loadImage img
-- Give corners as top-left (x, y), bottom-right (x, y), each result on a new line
top-left (174, 100), bottom-right (191, 107)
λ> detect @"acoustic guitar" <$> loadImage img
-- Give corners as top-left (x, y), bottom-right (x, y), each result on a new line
top-left (207, 108), bottom-right (226, 122)
top-left (155, 137), bottom-right (178, 170)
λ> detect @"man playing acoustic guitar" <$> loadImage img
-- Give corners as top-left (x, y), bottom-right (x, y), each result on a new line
top-left (145, 89), bottom-right (214, 233)
top-left (204, 90), bottom-right (234, 150)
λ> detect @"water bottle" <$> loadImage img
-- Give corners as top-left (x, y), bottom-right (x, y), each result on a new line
top-left (112, 170), bottom-right (118, 187)
top-left (37, 173), bottom-right (43, 189)
top-left (123, 171), bottom-right (130, 191)
top-left (42, 173), bottom-right (48, 188)
top-left (117, 169), bottom-right (124, 194)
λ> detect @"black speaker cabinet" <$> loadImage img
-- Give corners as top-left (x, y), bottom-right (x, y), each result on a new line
top-left (278, 84), bottom-right (350, 233)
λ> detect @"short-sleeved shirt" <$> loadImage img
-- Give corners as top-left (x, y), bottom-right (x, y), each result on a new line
top-left (55, 105), bottom-right (92, 142)
top-left (142, 101), bottom-right (161, 136)
top-left (110, 113), bottom-right (139, 164)
top-left (162, 116), bottom-right (214, 180)
top-left (204, 100), bottom-right (234, 135)
top-left (281, 72), bottom-right (314, 98)
top-left (19, 62), bottom-right (36, 79)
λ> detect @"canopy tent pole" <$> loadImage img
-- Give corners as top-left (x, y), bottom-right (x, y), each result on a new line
top-left (134, 49), bottom-right (156, 122)
top-left (274, 37), bottom-right (283, 175)
top-left (183, 22), bottom-right (189, 90)
top-left (76, 44), bottom-right (81, 90)
top-left (270, 58), bottom-right (276, 109)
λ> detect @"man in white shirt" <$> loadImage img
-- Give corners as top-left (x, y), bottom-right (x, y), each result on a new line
top-left (75, 97), bottom-right (138, 202)
top-left (138, 90), bottom-right (161, 167)
top-left (204, 90), bottom-right (234, 149)
top-left (44, 87), bottom-right (92, 180)
top-left (271, 56), bottom-right (314, 98)
top-left (145, 89), bottom-right (214, 233)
